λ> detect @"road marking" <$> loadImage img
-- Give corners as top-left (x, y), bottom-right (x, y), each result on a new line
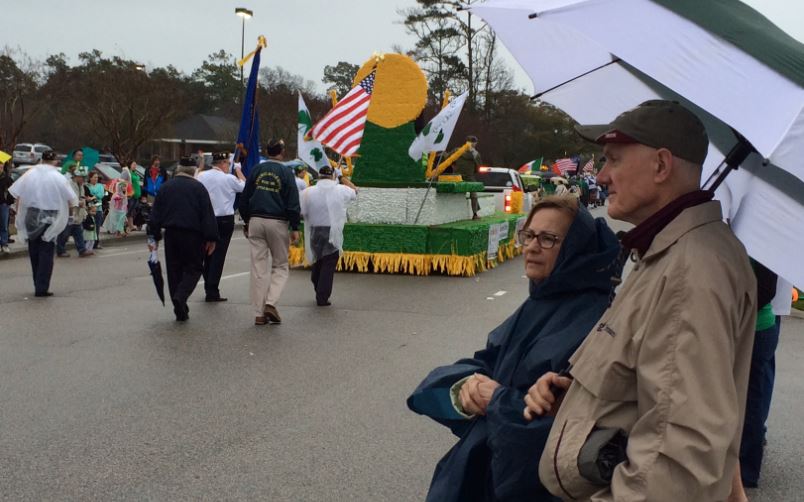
top-left (99, 237), bottom-right (246, 259)
top-left (486, 297), bottom-right (495, 301)
top-left (220, 271), bottom-right (250, 281)
top-left (494, 290), bottom-right (507, 297)
top-left (98, 249), bottom-right (148, 258)
top-left (198, 271), bottom-right (249, 285)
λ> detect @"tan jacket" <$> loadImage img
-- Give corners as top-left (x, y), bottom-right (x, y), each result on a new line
top-left (539, 201), bottom-right (756, 501)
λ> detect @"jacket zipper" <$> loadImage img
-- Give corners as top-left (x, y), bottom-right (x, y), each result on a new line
top-left (554, 420), bottom-right (578, 500)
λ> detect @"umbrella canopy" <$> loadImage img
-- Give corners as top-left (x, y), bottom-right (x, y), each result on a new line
top-left (470, 0), bottom-right (804, 287)
top-left (66, 146), bottom-right (100, 168)
top-left (0, 150), bottom-right (11, 164)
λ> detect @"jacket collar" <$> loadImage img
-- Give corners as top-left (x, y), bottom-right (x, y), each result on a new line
top-left (641, 200), bottom-right (724, 261)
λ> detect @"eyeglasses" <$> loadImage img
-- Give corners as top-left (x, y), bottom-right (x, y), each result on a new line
top-left (517, 230), bottom-right (562, 249)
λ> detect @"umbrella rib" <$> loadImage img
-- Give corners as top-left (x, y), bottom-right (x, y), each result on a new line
top-left (530, 58), bottom-right (622, 100)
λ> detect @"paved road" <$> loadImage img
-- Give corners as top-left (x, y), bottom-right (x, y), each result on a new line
top-left (1, 209), bottom-right (801, 501)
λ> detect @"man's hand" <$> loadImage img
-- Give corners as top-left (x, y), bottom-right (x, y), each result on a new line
top-left (147, 241), bottom-right (158, 252)
top-left (204, 241), bottom-right (216, 256)
top-left (340, 176), bottom-right (357, 191)
top-left (290, 230), bottom-right (300, 245)
top-left (523, 372), bottom-right (573, 420)
top-left (459, 374), bottom-right (501, 416)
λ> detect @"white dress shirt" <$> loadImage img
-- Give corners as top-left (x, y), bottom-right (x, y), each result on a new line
top-left (197, 168), bottom-right (245, 216)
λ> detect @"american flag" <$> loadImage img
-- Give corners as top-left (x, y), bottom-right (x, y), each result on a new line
top-left (581, 157), bottom-right (595, 174)
top-left (553, 158), bottom-right (577, 175)
top-left (312, 70), bottom-right (376, 157)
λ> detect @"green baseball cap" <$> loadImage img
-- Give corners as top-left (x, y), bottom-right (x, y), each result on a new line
top-left (575, 100), bottom-right (709, 165)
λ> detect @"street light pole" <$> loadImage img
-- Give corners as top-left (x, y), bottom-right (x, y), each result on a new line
top-left (235, 7), bottom-right (253, 86)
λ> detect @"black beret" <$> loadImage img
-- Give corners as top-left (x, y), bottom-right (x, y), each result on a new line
top-left (179, 156), bottom-right (197, 167)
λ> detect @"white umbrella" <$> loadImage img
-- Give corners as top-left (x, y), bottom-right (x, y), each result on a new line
top-left (470, 0), bottom-right (804, 288)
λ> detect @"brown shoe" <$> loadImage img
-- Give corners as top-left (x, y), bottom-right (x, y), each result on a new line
top-left (263, 304), bottom-right (281, 324)
top-left (254, 316), bottom-right (267, 326)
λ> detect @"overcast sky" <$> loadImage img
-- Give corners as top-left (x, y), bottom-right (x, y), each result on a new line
top-left (4, 0), bottom-right (802, 94)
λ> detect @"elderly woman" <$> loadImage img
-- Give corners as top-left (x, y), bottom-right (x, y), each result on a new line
top-left (407, 196), bottom-right (621, 502)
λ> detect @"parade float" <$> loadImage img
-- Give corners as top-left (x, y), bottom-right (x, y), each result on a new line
top-left (289, 53), bottom-right (528, 276)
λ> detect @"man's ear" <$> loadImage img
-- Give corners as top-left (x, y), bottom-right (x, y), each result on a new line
top-left (654, 148), bottom-right (674, 183)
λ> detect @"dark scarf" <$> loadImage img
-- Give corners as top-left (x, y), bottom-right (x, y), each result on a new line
top-left (621, 189), bottom-right (714, 256)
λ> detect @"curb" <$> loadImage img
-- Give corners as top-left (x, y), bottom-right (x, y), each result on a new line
top-left (0, 222), bottom-right (244, 260)
top-left (0, 232), bottom-right (150, 260)
top-left (790, 308), bottom-right (804, 320)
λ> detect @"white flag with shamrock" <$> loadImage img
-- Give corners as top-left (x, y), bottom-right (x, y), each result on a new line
top-left (298, 93), bottom-right (330, 172)
top-left (408, 91), bottom-right (468, 161)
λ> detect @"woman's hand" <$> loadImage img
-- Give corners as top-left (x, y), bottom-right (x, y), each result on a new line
top-left (523, 372), bottom-right (572, 420)
top-left (459, 374), bottom-right (501, 416)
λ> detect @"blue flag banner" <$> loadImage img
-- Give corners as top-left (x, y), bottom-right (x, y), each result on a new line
top-left (234, 45), bottom-right (263, 177)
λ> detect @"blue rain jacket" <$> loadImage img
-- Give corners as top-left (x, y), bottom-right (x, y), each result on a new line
top-left (408, 206), bottom-right (621, 502)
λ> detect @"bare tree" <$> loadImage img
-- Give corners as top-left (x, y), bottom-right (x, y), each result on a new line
top-left (399, 0), bottom-right (511, 110)
top-left (0, 48), bottom-right (41, 151)
top-left (40, 51), bottom-right (191, 163)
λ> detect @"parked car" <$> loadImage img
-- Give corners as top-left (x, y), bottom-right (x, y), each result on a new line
top-left (10, 166), bottom-right (33, 182)
top-left (12, 143), bottom-right (52, 166)
top-left (92, 163), bottom-right (122, 184)
top-left (474, 166), bottom-right (534, 214)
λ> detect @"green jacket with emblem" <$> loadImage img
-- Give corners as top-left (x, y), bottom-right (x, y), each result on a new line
top-left (239, 160), bottom-right (300, 230)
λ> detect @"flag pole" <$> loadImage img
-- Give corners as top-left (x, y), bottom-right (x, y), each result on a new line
top-left (413, 90), bottom-right (456, 224)
top-left (413, 151), bottom-right (446, 225)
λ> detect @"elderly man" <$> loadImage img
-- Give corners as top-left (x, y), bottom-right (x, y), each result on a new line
top-left (9, 150), bottom-right (78, 296)
top-left (196, 151), bottom-right (246, 302)
top-left (299, 165), bottom-right (357, 306)
top-left (239, 139), bottom-right (300, 326)
top-left (526, 100), bottom-right (756, 501)
top-left (451, 135), bottom-right (482, 219)
top-left (148, 157), bottom-right (218, 321)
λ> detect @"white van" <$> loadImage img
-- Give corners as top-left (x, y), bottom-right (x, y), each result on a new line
top-left (13, 143), bottom-right (52, 166)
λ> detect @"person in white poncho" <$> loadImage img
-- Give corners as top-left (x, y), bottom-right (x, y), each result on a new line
top-left (299, 165), bottom-right (357, 306)
top-left (8, 150), bottom-right (78, 297)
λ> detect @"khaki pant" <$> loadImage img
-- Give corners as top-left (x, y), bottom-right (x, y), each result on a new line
top-left (248, 218), bottom-right (290, 317)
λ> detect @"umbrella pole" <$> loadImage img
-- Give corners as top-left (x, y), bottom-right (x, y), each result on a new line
top-left (703, 134), bottom-right (756, 192)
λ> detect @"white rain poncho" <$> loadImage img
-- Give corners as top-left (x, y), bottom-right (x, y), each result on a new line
top-left (300, 179), bottom-right (356, 264)
top-left (8, 163), bottom-right (77, 242)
